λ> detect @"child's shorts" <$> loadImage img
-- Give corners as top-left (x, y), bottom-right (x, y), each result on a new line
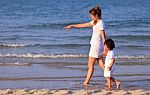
top-left (89, 44), bottom-right (104, 58)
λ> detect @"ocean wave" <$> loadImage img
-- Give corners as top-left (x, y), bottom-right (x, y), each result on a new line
top-left (9, 19), bottom-right (150, 30)
top-left (0, 42), bottom-right (89, 48)
top-left (0, 53), bottom-right (88, 58)
top-left (107, 19), bottom-right (150, 28)
top-left (7, 20), bottom-right (91, 30)
top-left (117, 45), bottom-right (150, 48)
top-left (9, 22), bottom-right (74, 29)
top-left (116, 55), bottom-right (150, 59)
top-left (0, 53), bottom-right (149, 59)
top-left (0, 42), bottom-right (26, 47)
top-left (43, 44), bottom-right (90, 47)
top-left (109, 35), bottom-right (150, 39)
top-left (0, 62), bottom-right (31, 66)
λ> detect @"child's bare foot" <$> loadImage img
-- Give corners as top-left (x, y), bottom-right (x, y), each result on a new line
top-left (116, 81), bottom-right (121, 88)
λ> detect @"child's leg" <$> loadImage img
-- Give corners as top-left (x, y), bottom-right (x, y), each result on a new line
top-left (106, 77), bottom-right (112, 89)
top-left (110, 77), bottom-right (121, 88)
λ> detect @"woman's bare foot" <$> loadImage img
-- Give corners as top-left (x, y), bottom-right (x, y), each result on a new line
top-left (82, 81), bottom-right (88, 86)
top-left (105, 86), bottom-right (112, 90)
top-left (104, 83), bottom-right (108, 88)
top-left (116, 81), bottom-right (121, 88)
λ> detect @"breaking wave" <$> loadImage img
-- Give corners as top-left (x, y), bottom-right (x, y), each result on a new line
top-left (0, 53), bottom-right (88, 58)
top-left (0, 62), bottom-right (31, 66)
top-left (0, 42), bottom-right (26, 47)
top-left (0, 53), bottom-right (149, 59)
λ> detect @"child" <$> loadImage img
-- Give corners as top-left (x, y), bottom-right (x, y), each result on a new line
top-left (64, 6), bottom-right (106, 85)
top-left (104, 39), bottom-right (121, 89)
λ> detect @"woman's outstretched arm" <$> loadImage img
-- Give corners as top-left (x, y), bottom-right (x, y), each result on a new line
top-left (64, 22), bottom-right (92, 30)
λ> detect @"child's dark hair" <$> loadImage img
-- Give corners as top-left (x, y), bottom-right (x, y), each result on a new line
top-left (104, 39), bottom-right (115, 50)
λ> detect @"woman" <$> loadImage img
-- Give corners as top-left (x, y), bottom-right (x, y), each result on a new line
top-left (64, 6), bottom-right (106, 85)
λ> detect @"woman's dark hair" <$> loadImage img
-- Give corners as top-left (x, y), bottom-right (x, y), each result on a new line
top-left (104, 39), bottom-right (115, 50)
top-left (89, 6), bottom-right (102, 19)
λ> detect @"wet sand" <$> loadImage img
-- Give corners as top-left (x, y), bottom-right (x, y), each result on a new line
top-left (0, 60), bottom-right (150, 95)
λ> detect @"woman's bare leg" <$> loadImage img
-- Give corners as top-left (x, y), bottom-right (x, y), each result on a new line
top-left (106, 77), bottom-right (112, 89)
top-left (98, 56), bottom-right (104, 71)
top-left (83, 57), bottom-right (96, 85)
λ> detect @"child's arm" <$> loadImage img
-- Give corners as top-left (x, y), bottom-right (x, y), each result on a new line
top-left (107, 58), bottom-right (115, 71)
top-left (64, 22), bottom-right (92, 30)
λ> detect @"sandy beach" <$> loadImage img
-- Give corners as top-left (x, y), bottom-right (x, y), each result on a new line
top-left (0, 88), bottom-right (149, 95)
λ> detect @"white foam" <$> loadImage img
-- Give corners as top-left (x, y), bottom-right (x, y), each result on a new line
top-left (0, 62), bottom-right (30, 66)
top-left (0, 53), bottom-right (149, 59)
top-left (0, 43), bottom-right (26, 47)
top-left (0, 53), bottom-right (88, 58)
top-left (116, 55), bottom-right (149, 59)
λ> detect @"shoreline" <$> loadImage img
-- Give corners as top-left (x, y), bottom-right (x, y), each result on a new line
top-left (0, 88), bottom-right (149, 95)
top-left (0, 64), bottom-right (150, 91)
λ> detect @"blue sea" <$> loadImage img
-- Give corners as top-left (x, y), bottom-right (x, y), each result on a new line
top-left (0, 0), bottom-right (150, 90)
